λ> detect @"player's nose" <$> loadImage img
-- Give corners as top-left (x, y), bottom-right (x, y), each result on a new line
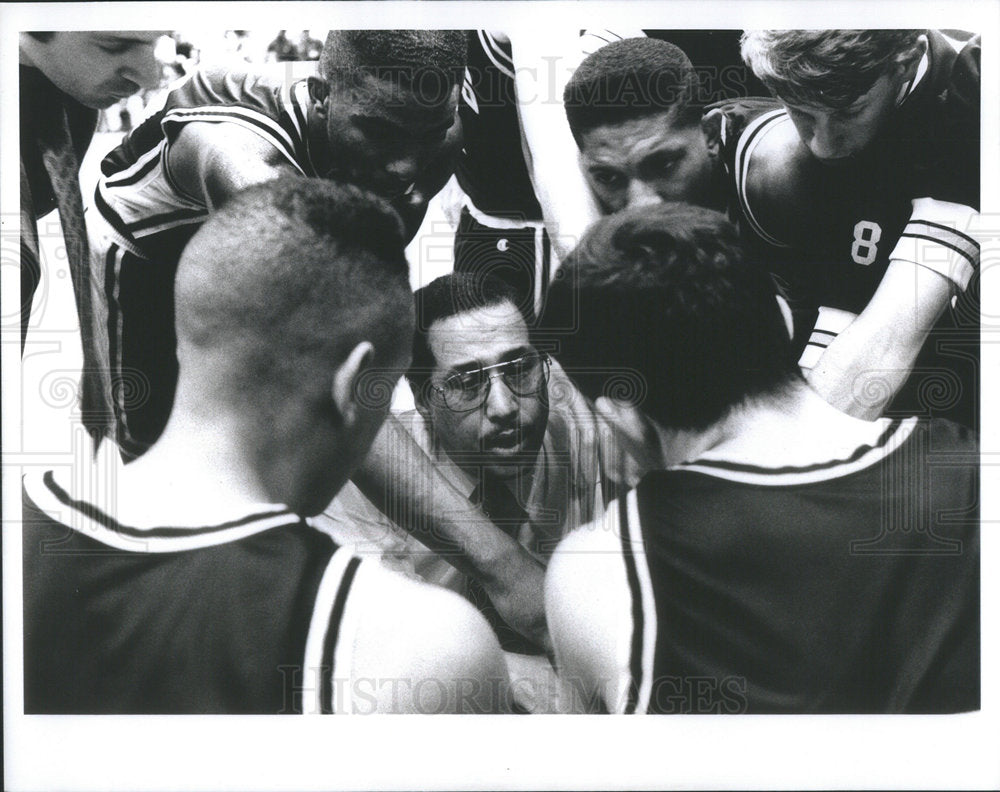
top-left (382, 152), bottom-right (421, 189)
top-left (807, 117), bottom-right (846, 160)
top-left (121, 46), bottom-right (162, 92)
top-left (624, 179), bottom-right (664, 210)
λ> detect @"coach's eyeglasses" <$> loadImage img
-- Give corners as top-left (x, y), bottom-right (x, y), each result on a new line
top-left (431, 351), bottom-right (550, 412)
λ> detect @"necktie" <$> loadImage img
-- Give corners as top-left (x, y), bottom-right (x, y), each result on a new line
top-left (33, 104), bottom-right (114, 443)
top-left (466, 474), bottom-right (545, 655)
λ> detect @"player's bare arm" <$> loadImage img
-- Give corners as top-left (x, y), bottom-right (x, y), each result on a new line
top-left (745, 132), bottom-right (960, 420)
top-left (347, 561), bottom-right (512, 713)
top-left (350, 415), bottom-right (552, 651)
top-left (166, 121), bottom-right (298, 210)
top-left (546, 516), bottom-right (632, 714)
top-left (511, 29), bottom-right (603, 260)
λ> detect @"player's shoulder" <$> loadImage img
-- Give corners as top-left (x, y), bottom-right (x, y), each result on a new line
top-left (346, 560), bottom-right (511, 713)
top-left (921, 417), bottom-right (979, 454)
top-left (732, 110), bottom-right (829, 249)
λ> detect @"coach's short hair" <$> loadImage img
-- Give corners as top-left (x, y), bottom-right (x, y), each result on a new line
top-left (321, 30), bottom-right (467, 104)
top-left (740, 29), bottom-right (925, 108)
top-left (175, 177), bottom-right (412, 399)
top-left (564, 37), bottom-right (702, 146)
top-left (540, 203), bottom-right (800, 431)
top-left (408, 272), bottom-right (524, 403)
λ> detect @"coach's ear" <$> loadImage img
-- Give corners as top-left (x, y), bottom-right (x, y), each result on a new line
top-left (307, 76), bottom-right (330, 116)
top-left (701, 108), bottom-right (724, 161)
top-left (331, 341), bottom-right (375, 428)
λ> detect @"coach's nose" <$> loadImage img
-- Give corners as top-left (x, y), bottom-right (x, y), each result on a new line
top-left (484, 376), bottom-right (519, 423)
top-left (624, 179), bottom-right (663, 210)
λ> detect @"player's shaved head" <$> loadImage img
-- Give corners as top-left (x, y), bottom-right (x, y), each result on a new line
top-left (741, 29), bottom-right (925, 108)
top-left (564, 37), bottom-right (702, 145)
top-left (175, 177), bottom-right (413, 403)
top-left (321, 29), bottom-right (467, 102)
top-left (541, 203), bottom-right (800, 430)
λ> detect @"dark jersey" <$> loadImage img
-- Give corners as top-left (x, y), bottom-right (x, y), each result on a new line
top-left (723, 32), bottom-right (980, 428)
top-left (616, 417), bottom-right (979, 714)
top-left (456, 31), bottom-right (543, 220)
top-left (735, 30), bottom-right (979, 314)
top-left (90, 69), bottom-right (319, 455)
top-left (22, 469), bottom-right (364, 714)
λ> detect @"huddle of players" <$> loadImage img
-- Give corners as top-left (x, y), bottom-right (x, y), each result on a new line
top-left (23, 29), bottom-right (979, 714)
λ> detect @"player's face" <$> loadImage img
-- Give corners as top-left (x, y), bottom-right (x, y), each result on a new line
top-left (579, 110), bottom-right (716, 214)
top-left (779, 72), bottom-right (905, 162)
top-left (314, 70), bottom-right (459, 200)
top-left (421, 302), bottom-right (549, 481)
top-left (20, 32), bottom-right (166, 110)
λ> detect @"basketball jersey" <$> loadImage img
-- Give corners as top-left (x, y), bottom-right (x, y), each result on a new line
top-left (615, 417), bottom-right (979, 714)
top-left (723, 32), bottom-right (980, 426)
top-left (22, 468), bottom-right (364, 714)
top-left (456, 31), bottom-right (543, 220)
top-left (95, 67), bottom-right (317, 262)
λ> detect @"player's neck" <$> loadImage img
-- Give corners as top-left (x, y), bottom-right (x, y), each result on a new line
top-left (119, 401), bottom-right (279, 522)
top-left (698, 382), bottom-right (891, 467)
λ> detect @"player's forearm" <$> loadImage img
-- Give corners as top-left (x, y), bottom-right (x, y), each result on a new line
top-left (350, 415), bottom-right (551, 649)
top-left (806, 323), bottom-right (919, 421)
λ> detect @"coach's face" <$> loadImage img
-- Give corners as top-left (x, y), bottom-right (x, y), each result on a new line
top-left (579, 109), bottom-right (717, 214)
top-left (419, 302), bottom-right (550, 481)
top-left (308, 70), bottom-right (459, 200)
top-left (19, 32), bottom-right (165, 110)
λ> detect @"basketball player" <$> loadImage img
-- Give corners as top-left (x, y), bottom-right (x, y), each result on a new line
top-left (739, 29), bottom-right (980, 426)
top-left (540, 204), bottom-right (979, 714)
top-left (91, 29), bottom-right (467, 454)
top-left (563, 32), bottom-right (980, 427)
top-left (23, 178), bottom-right (509, 714)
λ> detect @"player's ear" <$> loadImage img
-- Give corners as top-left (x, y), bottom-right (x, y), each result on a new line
top-left (895, 34), bottom-right (928, 78)
top-left (776, 295), bottom-right (794, 340)
top-left (307, 76), bottom-right (330, 116)
top-left (701, 108), bottom-right (724, 160)
top-left (594, 396), bottom-right (646, 443)
top-left (331, 341), bottom-right (375, 428)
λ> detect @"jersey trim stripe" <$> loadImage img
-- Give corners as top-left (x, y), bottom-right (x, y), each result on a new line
top-left (479, 31), bottom-right (516, 80)
top-left (162, 106), bottom-right (301, 167)
top-left (619, 489), bottom-right (657, 714)
top-left (627, 488), bottom-right (657, 714)
top-left (899, 233), bottom-right (978, 270)
top-left (618, 494), bottom-right (643, 714)
top-left (734, 110), bottom-right (792, 248)
top-left (908, 218), bottom-right (979, 251)
top-left (676, 417), bottom-right (918, 486)
top-left (26, 470), bottom-right (298, 552)
top-left (104, 146), bottom-right (162, 188)
top-left (104, 243), bottom-right (125, 429)
top-left (93, 185), bottom-right (145, 256)
top-left (321, 554), bottom-right (362, 714)
top-left (126, 207), bottom-right (206, 234)
top-left (285, 81), bottom-right (317, 176)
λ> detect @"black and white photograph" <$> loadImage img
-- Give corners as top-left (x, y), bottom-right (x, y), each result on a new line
top-left (3, 1), bottom-right (998, 789)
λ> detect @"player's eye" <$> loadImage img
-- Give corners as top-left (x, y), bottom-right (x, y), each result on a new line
top-left (590, 169), bottom-right (623, 188)
top-left (97, 42), bottom-right (131, 55)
